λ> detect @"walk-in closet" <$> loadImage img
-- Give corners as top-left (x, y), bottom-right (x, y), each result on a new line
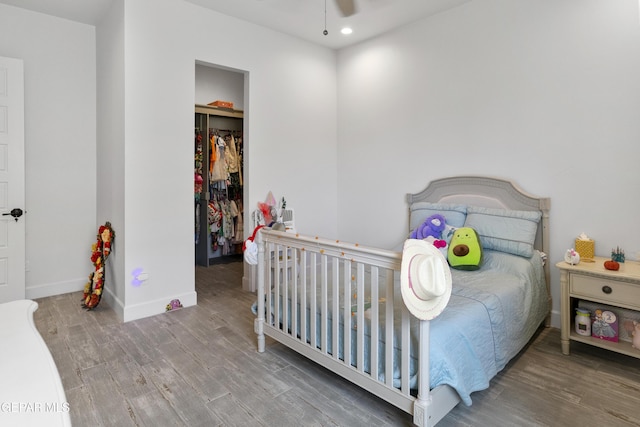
top-left (194, 64), bottom-right (245, 267)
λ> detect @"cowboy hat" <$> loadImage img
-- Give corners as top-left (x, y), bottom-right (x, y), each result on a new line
top-left (401, 239), bottom-right (452, 320)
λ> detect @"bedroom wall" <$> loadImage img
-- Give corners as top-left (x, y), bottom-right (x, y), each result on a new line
top-left (96, 0), bottom-right (125, 316)
top-left (195, 64), bottom-right (244, 109)
top-left (336, 0), bottom-right (640, 327)
top-left (103, 0), bottom-right (338, 320)
top-left (0, 0), bottom-right (337, 320)
top-left (0, 4), bottom-right (97, 299)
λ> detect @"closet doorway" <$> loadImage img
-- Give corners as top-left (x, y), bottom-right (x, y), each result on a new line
top-left (194, 62), bottom-right (247, 275)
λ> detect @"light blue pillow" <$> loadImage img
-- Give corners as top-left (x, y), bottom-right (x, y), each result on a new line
top-left (409, 202), bottom-right (467, 231)
top-left (464, 206), bottom-right (541, 258)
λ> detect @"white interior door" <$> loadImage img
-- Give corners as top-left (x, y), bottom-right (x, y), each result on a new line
top-left (0, 56), bottom-right (25, 303)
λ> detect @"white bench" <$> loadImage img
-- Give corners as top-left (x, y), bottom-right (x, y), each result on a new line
top-left (0, 300), bottom-right (71, 426)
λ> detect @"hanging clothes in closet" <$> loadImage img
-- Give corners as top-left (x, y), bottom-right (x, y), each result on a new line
top-left (195, 105), bottom-right (244, 267)
top-left (194, 130), bottom-right (204, 245)
top-left (209, 133), bottom-right (228, 183)
top-left (227, 134), bottom-right (243, 200)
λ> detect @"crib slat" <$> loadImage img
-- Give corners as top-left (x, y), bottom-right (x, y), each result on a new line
top-left (343, 260), bottom-right (352, 368)
top-left (300, 250), bottom-right (307, 346)
top-left (356, 263), bottom-right (365, 373)
top-left (281, 244), bottom-right (288, 334)
top-left (276, 243), bottom-right (283, 331)
top-left (401, 306), bottom-right (410, 394)
top-left (320, 254), bottom-right (328, 353)
top-left (332, 257), bottom-right (339, 360)
top-left (291, 248), bottom-right (298, 339)
top-left (310, 252), bottom-right (317, 350)
top-left (370, 266), bottom-right (379, 381)
top-left (385, 272), bottom-right (394, 388)
top-left (267, 242), bottom-right (274, 327)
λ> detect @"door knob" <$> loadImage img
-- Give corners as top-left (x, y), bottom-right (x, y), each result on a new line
top-left (2, 208), bottom-right (24, 222)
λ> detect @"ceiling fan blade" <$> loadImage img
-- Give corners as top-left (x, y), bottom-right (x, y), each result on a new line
top-left (335, 0), bottom-right (356, 17)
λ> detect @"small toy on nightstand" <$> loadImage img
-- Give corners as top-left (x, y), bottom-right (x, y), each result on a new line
top-left (611, 247), bottom-right (625, 263)
top-left (604, 247), bottom-right (625, 271)
top-left (564, 248), bottom-right (580, 265)
top-left (604, 259), bottom-right (620, 271)
top-left (592, 309), bottom-right (618, 342)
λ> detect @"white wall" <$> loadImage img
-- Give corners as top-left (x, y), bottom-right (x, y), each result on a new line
top-left (336, 0), bottom-right (640, 327)
top-left (104, 0), bottom-right (338, 320)
top-left (0, 4), bottom-right (97, 299)
top-left (7, 0), bottom-right (636, 327)
top-left (96, 0), bottom-right (125, 317)
top-left (195, 64), bottom-right (244, 110)
top-left (0, 0), bottom-right (338, 321)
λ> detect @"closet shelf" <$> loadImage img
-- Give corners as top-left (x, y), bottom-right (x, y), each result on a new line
top-left (195, 104), bottom-right (243, 119)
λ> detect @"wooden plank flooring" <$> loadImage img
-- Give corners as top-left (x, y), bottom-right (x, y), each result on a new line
top-left (32, 260), bottom-right (640, 426)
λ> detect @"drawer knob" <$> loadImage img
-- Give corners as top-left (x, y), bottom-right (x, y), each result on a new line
top-left (602, 285), bottom-right (613, 294)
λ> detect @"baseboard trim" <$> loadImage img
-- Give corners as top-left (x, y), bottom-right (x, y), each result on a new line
top-left (102, 286), bottom-right (125, 321)
top-left (550, 309), bottom-right (560, 329)
top-left (26, 278), bottom-right (86, 300)
top-left (122, 291), bottom-right (198, 322)
top-left (83, 287), bottom-right (198, 322)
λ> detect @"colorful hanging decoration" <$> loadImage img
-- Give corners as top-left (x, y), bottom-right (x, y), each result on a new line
top-left (82, 222), bottom-right (115, 310)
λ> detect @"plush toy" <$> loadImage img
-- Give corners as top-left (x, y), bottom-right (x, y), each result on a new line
top-left (411, 214), bottom-right (447, 240)
top-left (632, 321), bottom-right (640, 350)
top-left (447, 227), bottom-right (483, 270)
top-left (166, 299), bottom-right (183, 312)
top-left (564, 249), bottom-right (580, 265)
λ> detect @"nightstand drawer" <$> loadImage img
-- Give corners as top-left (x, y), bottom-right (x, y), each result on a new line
top-left (571, 274), bottom-right (640, 309)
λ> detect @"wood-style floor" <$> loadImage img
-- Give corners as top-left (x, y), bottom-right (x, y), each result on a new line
top-left (32, 259), bottom-right (640, 426)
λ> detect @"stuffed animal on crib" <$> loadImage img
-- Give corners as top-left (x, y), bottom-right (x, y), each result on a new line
top-left (411, 214), bottom-right (446, 240)
top-left (632, 321), bottom-right (640, 350)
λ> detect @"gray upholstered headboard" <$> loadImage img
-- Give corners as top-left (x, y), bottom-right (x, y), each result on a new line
top-left (407, 175), bottom-right (551, 297)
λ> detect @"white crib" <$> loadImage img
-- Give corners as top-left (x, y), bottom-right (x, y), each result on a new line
top-left (254, 231), bottom-right (458, 426)
top-left (253, 176), bottom-right (551, 426)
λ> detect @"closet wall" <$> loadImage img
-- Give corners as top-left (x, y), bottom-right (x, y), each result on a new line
top-left (194, 64), bottom-right (245, 267)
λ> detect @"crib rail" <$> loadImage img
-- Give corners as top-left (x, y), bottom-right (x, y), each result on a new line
top-left (254, 229), bottom-right (448, 425)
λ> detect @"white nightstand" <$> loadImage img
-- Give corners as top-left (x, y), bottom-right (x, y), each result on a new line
top-left (556, 257), bottom-right (640, 359)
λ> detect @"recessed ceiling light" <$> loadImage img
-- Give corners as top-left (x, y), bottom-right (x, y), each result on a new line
top-left (341, 27), bottom-right (353, 35)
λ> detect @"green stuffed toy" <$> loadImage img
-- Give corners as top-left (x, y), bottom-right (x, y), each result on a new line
top-left (447, 227), bottom-right (483, 270)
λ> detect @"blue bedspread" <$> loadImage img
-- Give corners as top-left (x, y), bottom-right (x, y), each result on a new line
top-left (412, 250), bottom-right (547, 404)
top-left (254, 249), bottom-right (549, 406)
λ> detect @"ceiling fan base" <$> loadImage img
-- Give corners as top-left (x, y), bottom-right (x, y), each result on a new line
top-left (335, 0), bottom-right (357, 17)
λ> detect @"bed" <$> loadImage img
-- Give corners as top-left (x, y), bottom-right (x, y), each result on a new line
top-left (253, 176), bottom-right (551, 427)
top-left (0, 299), bottom-right (71, 427)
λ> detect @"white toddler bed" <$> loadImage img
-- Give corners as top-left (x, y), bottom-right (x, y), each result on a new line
top-left (0, 300), bottom-right (71, 427)
top-left (254, 176), bottom-right (551, 427)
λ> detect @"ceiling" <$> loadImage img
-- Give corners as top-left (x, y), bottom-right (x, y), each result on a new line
top-left (0, 0), bottom-right (114, 27)
top-left (0, 0), bottom-right (470, 49)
